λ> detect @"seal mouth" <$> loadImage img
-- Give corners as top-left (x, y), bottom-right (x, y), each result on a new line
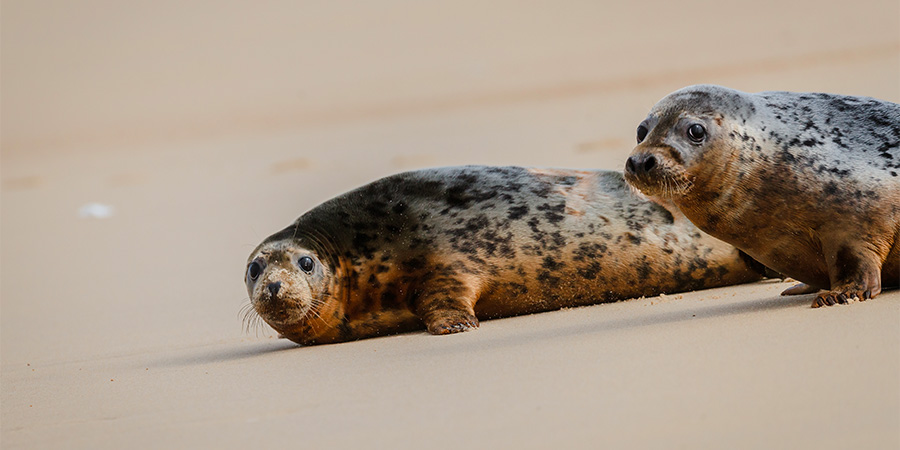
top-left (240, 292), bottom-right (311, 336)
top-left (253, 295), bottom-right (332, 345)
top-left (252, 292), bottom-right (312, 327)
top-left (624, 169), bottom-right (694, 198)
top-left (624, 153), bottom-right (693, 198)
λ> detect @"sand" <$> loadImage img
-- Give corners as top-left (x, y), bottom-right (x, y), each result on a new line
top-left (2, 1), bottom-right (899, 448)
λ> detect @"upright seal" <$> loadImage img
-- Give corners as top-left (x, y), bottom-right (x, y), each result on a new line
top-left (244, 166), bottom-right (766, 345)
top-left (625, 84), bottom-right (900, 307)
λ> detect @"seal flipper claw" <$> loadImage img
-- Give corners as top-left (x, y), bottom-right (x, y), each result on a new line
top-left (812, 285), bottom-right (873, 308)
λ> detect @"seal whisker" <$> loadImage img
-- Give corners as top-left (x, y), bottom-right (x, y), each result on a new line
top-left (251, 313), bottom-right (262, 336)
top-left (252, 314), bottom-right (264, 337)
top-left (302, 302), bottom-right (329, 339)
top-left (304, 298), bottom-right (328, 322)
top-left (245, 311), bottom-right (253, 335)
top-left (663, 177), bottom-right (674, 197)
top-left (674, 176), bottom-right (690, 195)
top-left (239, 302), bottom-right (256, 334)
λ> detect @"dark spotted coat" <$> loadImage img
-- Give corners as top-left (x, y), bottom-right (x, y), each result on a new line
top-left (246, 166), bottom-right (765, 344)
top-left (626, 85), bottom-right (900, 307)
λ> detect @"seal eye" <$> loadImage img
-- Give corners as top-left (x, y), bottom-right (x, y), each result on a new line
top-left (687, 124), bottom-right (706, 143)
top-left (247, 261), bottom-right (262, 282)
top-left (636, 125), bottom-right (648, 144)
top-left (298, 256), bottom-right (315, 273)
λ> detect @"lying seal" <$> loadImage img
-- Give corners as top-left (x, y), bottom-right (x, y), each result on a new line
top-left (625, 85), bottom-right (900, 307)
top-left (245, 166), bottom-right (766, 345)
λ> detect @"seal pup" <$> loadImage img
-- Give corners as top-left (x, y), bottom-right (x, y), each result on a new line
top-left (624, 84), bottom-right (900, 307)
top-left (245, 166), bottom-right (766, 345)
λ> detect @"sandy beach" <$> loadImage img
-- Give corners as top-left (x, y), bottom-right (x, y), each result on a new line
top-left (2, 1), bottom-right (899, 448)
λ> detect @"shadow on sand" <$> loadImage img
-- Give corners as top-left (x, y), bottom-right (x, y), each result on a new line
top-left (156, 290), bottom-right (822, 367)
top-left (152, 339), bottom-right (300, 368)
top-left (414, 292), bottom-right (821, 356)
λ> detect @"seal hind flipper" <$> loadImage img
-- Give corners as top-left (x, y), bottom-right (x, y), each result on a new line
top-left (780, 283), bottom-right (819, 296)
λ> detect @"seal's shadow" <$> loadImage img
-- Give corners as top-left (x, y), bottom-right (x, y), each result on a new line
top-left (155, 292), bottom-right (822, 367)
top-left (152, 339), bottom-right (299, 368)
top-left (418, 292), bottom-right (820, 356)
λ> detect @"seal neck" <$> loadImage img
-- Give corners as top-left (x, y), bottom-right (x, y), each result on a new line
top-left (676, 167), bottom-right (752, 249)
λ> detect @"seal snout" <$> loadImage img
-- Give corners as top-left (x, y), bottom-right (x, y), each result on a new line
top-left (624, 147), bottom-right (693, 198)
top-left (267, 281), bottom-right (283, 296)
top-left (624, 152), bottom-right (661, 192)
top-left (625, 153), bottom-right (657, 176)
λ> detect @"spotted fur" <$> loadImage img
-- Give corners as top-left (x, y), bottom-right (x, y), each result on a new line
top-left (625, 84), bottom-right (900, 307)
top-left (246, 166), bottom-right (765, 344)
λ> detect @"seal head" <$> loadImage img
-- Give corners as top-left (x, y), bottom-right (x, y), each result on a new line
top-left (624, 85), bottom-right (756, 198)
top-left (245, 232), bottom-right (348, 344)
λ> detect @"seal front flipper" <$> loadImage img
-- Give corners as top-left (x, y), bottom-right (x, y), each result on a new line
top-left (812, 244), bottom-right (883, 308)
top-left (425, 310), bottom-right (480, 335)
top-left (412, 277), bottom-right (480, 335)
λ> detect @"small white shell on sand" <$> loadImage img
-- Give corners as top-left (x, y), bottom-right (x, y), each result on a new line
top-left (78, 203), bottom-right (115, 219)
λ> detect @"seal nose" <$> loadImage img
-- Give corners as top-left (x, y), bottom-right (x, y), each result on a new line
top-left (267, 281), bottom-right (282, 296)
top-left (626, 153), bottom-right (657, 176)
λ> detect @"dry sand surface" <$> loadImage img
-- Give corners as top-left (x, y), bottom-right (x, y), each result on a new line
top-left (2, 1), bottom-right (899, 448)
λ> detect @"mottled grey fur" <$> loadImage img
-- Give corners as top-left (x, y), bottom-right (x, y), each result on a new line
top-left (245, 166), bottom-right (765, 344)
top-left (626, 84), bottom-right (900, 307)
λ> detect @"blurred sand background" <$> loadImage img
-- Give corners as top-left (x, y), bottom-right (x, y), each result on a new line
top-left (2, 1), bottom-right (899, 448)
